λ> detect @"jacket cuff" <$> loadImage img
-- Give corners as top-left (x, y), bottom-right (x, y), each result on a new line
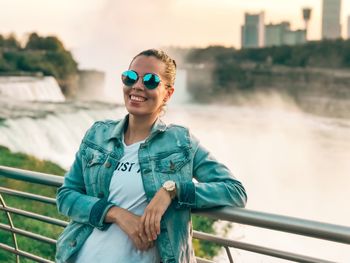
top-left (89, 199), bottom-right (114, 230)
top-left (175, 181), bottom-right (196, 209)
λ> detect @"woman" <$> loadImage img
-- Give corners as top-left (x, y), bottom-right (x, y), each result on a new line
top-left (56, 49), bottom-right (247, 263)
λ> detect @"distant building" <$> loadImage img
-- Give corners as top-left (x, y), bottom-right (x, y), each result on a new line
top-left (283, 29), bottom-right (307, 46)
top-left (241, 12), bottom-right (265, 48)
top-left (322, 0), bottom-right (341, 39)
top-left (265, 22), bottom-right (290, 46)
top-left (348, 15), bottom-right (350, 39)
top-left (265, 22), bottom-right (306, 47)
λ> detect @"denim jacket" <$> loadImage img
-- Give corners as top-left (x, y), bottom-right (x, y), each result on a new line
top-left (56, 115), bottom-right (247, 263)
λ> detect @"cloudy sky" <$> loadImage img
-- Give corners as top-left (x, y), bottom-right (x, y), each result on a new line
top-left (1, 0), bottom-right (349, 99)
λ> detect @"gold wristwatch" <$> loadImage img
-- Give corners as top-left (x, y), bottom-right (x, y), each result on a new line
top-left (162, 180), bottom-right (176, 199)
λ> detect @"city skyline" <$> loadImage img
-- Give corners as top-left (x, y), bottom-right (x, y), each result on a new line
top-left (322, 0), bottom-right (342, 39)
top-left (1, 0), bottom-right (350, 97)
top-left (1, 1), bottom-right (350, 49)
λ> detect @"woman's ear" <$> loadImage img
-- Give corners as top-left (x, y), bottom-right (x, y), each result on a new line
top-left (164, 87), bottom-right (174, 103)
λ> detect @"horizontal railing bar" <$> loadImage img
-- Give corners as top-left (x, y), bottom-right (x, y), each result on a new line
top-left (0, 205), bottom-right (68, 227)
top-left (193, 230), bottom-right (336, 263)
top-left (1, 165), bottom-right (349, 262)
top-left (0, 223), bottom-right (56, 245)
top-left (0, 187), bottom-right (56, 205)
top-left (0, 243), bottom-right (54, 263)
top-left (1, 165), bottom-right (349, 244)
top-left (193, 207), bottom-right (350, 245)
top-left (0, 165), bottom-right (63, 187)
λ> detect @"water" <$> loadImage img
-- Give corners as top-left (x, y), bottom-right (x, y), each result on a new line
top-left (0, 100), bottom-right (349, 262)
top-left (0, 76), bottom-right (65, 102)
top-left (164, 105), bottom-right (350, 262)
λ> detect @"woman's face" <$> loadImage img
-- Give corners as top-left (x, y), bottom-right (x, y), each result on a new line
top-left (123, 55), bottom-right (174, 119)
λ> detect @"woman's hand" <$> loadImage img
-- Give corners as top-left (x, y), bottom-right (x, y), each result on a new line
top-left (140, 188), bottom-right (172, 241)
top-left (105, 206), bottom-right (154, 250)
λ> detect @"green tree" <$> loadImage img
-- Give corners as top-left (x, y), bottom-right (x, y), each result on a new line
top-left (0, 33), bottom-right (21, 49)
top-left (25, 33), bottom-right (64, 51)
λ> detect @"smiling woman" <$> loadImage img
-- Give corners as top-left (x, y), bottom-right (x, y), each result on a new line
top-left (122, 51), bottom-right (175, 128)
top-left (55, 48), bottom-right (247, 263)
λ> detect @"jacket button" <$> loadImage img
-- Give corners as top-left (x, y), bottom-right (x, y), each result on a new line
top-left (98, 192), bottom-right (105, 198)
top-left (169, 161), bottom-right (175, 170)
top-left (143, 168), bottom-right (151, 174)
top-left (70, 240), bottom-right (77, 247)
top-left (105, 162), bottom-right (111, 168)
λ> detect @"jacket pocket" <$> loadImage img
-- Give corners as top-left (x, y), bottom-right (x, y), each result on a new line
top-left (154, 149), bottom-right (190, 174)
top-left (82, 148), bottom-right (107, 193)
top-left (85, 149), bottom-right (107, 167)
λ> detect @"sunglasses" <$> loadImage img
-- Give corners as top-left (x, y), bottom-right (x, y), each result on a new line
top-left (121, 70), bottom-right (161, 90)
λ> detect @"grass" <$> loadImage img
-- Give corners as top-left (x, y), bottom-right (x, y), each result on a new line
top-left (0, 145), bottom-right (66, 262)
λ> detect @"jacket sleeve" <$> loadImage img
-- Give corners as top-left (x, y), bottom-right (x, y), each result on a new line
top-left (56, 124), bottom-right (114, 230)
top-left (175, 134), bottom-right (247, 209)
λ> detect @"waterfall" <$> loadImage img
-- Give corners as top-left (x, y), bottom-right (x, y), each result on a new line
top-left (0, 101), bottom-right (126, 169)
top-left (169, 69), bottom-right (191, 105)
top-left (0, 76), bottom-right (65, 102)
top-left (1, 99), bottom-right (350, 261)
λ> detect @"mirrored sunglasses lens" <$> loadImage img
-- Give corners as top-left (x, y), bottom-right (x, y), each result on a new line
top-left (143, 73), bottom-right (160, 89)
top-left (122, 70), bottom-right (138, 86)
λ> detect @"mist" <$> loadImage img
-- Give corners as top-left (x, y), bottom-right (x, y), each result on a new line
top-left (164, 93), bottom-right (350, 261)
top-left (71, 0), bottom-right (179, 103)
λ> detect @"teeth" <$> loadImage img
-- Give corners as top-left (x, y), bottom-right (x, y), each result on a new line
top-left (130, 95), bottom-right (146, 102)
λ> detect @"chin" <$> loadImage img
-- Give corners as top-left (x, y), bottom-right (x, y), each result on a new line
top-left (127, 106), bottom-right (161, 119)
top-left (126, 106), bottom-right (149, 116)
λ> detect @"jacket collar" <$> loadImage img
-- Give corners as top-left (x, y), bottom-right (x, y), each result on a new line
top-left (106, 114), bottom-right (167, 142)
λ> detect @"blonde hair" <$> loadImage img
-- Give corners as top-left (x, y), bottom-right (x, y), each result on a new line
top-left (131, 49), bottom-right (177, 88)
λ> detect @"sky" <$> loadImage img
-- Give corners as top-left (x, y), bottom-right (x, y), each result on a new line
top-left (1, 0), bottom-right (350, 100)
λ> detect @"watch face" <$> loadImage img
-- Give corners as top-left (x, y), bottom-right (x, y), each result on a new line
top-left (164, 180), bottom-right (175, 191)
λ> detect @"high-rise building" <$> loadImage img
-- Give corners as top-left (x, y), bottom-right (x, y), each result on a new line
top-left (322, 0), bottom-right (341, 39)
top-left (265, 22), bottom-right (306, 47)
top-left (348, 15), bottom-right (350, 39)
top-left (241, 12), bottom-right (265, 48)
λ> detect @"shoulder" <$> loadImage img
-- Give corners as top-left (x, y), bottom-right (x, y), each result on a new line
top-left (82, 119), bottom-right (120, 142)
top-left (162, 123), bottom-right (200, 148)
top-left (89, 119), bottom-right (118, 129)
top-left (163, 123), bottom-right (191, 139)
top-left (166, 123), bottom-right (190, 133)
top-left (87, 119), bottom-right (118, 132)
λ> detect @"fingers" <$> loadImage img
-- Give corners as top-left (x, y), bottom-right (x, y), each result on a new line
top-left (141, 188), bottom-right (172, 241)
top-left (143, 209), bottom-right (162, 241)
top-left (144, 211), bottom-right (152, 241)
top-left (132, 230), bottom-right (151, 251)
top-left (155, 214), bottom-right (161, 235)
top-left (149, 213), bottom-right (157, 240)
top-left (138, 231), bottom-right (149, 244)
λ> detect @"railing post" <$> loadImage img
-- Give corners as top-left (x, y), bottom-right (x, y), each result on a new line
top-left (0, 193), bottom-right (20, 263)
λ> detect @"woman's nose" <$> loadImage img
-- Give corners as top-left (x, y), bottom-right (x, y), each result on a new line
top-left (132, 78), bottom-right (145, 90)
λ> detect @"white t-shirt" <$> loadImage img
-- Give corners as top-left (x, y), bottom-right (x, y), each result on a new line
top-left (74, 139), bottom-right (160, 263)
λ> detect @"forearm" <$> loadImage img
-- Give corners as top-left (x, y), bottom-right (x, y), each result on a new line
top-left (57, 185), bottom-right (114, 230)
top-left (105, 205), bottom-right (124, 224)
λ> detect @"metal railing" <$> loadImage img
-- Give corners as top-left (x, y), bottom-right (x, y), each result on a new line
top-left (1, 165), bottom-right (349, 263)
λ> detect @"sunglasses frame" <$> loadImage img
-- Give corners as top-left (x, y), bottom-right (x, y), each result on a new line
top-left (121, 70), bottom-right (162, 90)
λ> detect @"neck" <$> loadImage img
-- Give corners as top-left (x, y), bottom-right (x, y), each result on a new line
top-left (124, 114), bottom-right (158, 145)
